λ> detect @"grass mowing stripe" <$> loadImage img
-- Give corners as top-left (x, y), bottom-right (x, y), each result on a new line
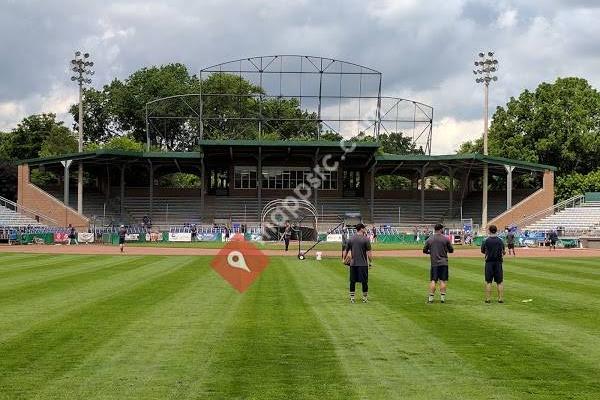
top-left (450, 258), bottom-right (599, 305)
top-left (0, 255), bottom-right (129, 293)
top-left (197, 257), bottom-right (354, 400)
top-left (376, 258), bottom-right (600, 397)
top-left (288, 259), bottom-right (505, 400)
top-left (0, 255), bottom-right (182, 343)
top-left (447, 258), bottom-right (600, 334)
top-left (0, 257), bottom-right (203, 399)
top-left (0, 255), bottom-right (103, 281)
top-left (35, 257), bottom-right (232, 399)
top-left (509, 258), bottom-right (600, 280)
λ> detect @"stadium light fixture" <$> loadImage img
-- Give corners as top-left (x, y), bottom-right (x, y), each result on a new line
top-left (70, 50), bottom-right (95, 215)
top-left (473, 50), bottom-right (499, 232)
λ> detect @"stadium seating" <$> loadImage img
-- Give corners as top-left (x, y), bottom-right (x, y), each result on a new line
top-left (0, 204), bottom-right (45, 227)
top-left (525, 201), bottom-right (600, 233)
top-left (372, 198), bottom-right (458, 226)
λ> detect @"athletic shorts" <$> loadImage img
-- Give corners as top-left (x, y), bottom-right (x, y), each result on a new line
top-left (430, 265), bottom-right (449, 282)
top-left (550, 240), bottom-right (557, 246)
top-left (350, 265), bottom-right (369, 283)
top-left (119, 237), bottom-right (125, 245)
top-left (485, 261), bottom-right (503, 283)
top-left (507, 243), bottom-right (515, 249)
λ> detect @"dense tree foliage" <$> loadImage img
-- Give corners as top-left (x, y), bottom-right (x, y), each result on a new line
top-left (458, 77), bottom-right (600, 200)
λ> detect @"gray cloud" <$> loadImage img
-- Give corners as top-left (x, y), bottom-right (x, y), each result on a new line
top-left (1, 0), bottom-right (600, 153)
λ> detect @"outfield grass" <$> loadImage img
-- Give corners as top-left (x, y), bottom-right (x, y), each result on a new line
top-left (0, 254), bottom-right (598, 399)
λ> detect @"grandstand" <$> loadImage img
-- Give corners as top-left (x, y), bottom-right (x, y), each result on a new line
top-left (11, 56), bottom-right (559, 236)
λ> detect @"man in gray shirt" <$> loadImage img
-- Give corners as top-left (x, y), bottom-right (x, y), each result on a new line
top-left (343, 223), bottom-right (372, 303)
top-left (423, 223), bottom-right (454, 303)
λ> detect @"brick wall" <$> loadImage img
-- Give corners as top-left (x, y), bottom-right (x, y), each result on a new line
top-left (487, 170), bottom-right (554, 230)
top-left (17, 164), bottom-right (89, 229)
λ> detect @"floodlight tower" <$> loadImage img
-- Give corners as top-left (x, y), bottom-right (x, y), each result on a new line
top-left (70, 51), bottom-right (94, 215)
top-left (473, 51), bottom-right (498, 231)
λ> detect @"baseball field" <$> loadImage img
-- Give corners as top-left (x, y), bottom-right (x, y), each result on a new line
top-left (0, 252), bottom-right (598, 399)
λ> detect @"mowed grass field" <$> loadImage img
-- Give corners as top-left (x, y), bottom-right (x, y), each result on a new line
top-left (0, 253), bottom-right (598, 399)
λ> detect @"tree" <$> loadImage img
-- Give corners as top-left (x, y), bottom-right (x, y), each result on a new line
top-left (69, 87), bottom-right (117, 144)
top-left (487, 77), bottom-right (600, 175)
top-left (456, 137), bottom-right (483, 154)
top-left (555, 170), bottom-right (600, 201)
top-left (39, 126), bottom-right (78, 157)
top-left (101, 135), bottom-right (145, 152)
top-left (5, 114), bottom-right (66, 160)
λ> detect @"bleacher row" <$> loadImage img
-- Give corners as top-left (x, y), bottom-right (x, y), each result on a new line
top-left (525, 202), bottom-right (600, 233)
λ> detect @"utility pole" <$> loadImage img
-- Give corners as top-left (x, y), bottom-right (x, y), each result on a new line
top-left (473, 51), bottom-right (498, 231)
top-left (70, 51), bottom-right (94, 214)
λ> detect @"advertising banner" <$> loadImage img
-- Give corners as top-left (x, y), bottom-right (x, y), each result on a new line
top-left (125, 233), bottom-right (140, 242)
top-left (78, 232), bottom-right (95, 243)
top-left (197, 232), bottom-right (220, 241)
top-left (326, 234), bottom-right (343, 242)
top-left (54, 232), bottom-right (69, 243)
top-left (169, 232), bottom-right (192, 242)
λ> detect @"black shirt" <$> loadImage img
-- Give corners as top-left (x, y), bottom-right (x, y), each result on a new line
top-left (345, 234), bottom-right (372, 267)
top-left (118, 228), bottom-right (127, 239)
top-left (481, 236), bottom-right (505, 262)
top-left (423, 233), bottom-right (454, 267)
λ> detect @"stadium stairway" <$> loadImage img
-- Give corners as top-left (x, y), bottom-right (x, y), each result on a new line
top-left (525, 201), bottom-right (600, 233)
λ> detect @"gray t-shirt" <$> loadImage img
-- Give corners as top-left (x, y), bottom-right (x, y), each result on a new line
top-left (345, 234), bottom-right (372, 267)
top-left (423, 233), bottom-right (454, 267)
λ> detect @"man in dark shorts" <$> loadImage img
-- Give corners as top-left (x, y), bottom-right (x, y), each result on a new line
top-left (506, 228), bottom-right (516, 257)
top-left (343, 223), bottom-right (372, 303)
top-left (118, 225), bottom-right (127, 253)
top-left (190, 224), bottom-right (197, 242)
top-left (283, 221), bottom-right (292, 251)
top-left (548, 230), bottom-right (558, 251)
top-left (481, 225), bottom-right (506, 303)
top-left (423, 223), bottom-right (454, 304)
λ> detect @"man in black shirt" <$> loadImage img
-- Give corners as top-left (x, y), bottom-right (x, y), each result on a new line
top-left (423, 223), bottom-right (454, 303)
top-left (481, 225), bottom-right (506, 303)
top-left (548, 230), bottom-right (558, 251)
top-left (283, 221), bottom-right (292, 251)
top-left (118, 225), bottom-right (127, 253)
top-left (343, 223), bottom-right (372, 303)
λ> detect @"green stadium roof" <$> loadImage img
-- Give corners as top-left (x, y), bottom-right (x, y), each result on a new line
top-left (18, 141), bottom-right (555, 172)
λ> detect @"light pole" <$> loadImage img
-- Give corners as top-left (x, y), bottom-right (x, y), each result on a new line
top-left (70, 51), bottom-right (94, 215)
top-left (473, 51), bottom-right (498, 231)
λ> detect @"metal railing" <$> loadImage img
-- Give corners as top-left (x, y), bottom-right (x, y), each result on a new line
top-left (0, 195), bottom-right (58, 226)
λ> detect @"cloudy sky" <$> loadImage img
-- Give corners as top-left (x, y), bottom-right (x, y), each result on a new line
top-left (1, 0), bottom-right (600, 153)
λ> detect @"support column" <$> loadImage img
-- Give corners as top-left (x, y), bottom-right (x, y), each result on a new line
top-left (200, 154), bottom-right (205, 220)
top-left (148, 160), bottom-right (154, 219)
top-left (120, 165), bottom-right (126, 221)
top-left (61, 160), bottom-right (72, 207)
top-left (505, 165), bottom-right (515, 210)
top-left (448, 167), bottom-right (455, 218)
top-left (370, 164), bottom-right (376, 223)
top-left (105, 166), bottom-right (111, 202)
top-left (257, 147), bottom-right (262, 221)
top-left (482, 163), bottom-right (488, 230)
top-left (77, 162), bottom-right (83, 214)
top-left (420, 167), bottom-right (426, 223)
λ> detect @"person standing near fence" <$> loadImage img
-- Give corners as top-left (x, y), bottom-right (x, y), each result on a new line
top-left (118, 225), bottom-right (127, 253)
top-left (283, 221), bottom-right (292, 251)
top-left (67, 224), bottom-right (78, 246)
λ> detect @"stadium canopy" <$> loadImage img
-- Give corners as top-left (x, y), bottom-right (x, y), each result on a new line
top-left (19, 141), bottom-right (556, 175)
